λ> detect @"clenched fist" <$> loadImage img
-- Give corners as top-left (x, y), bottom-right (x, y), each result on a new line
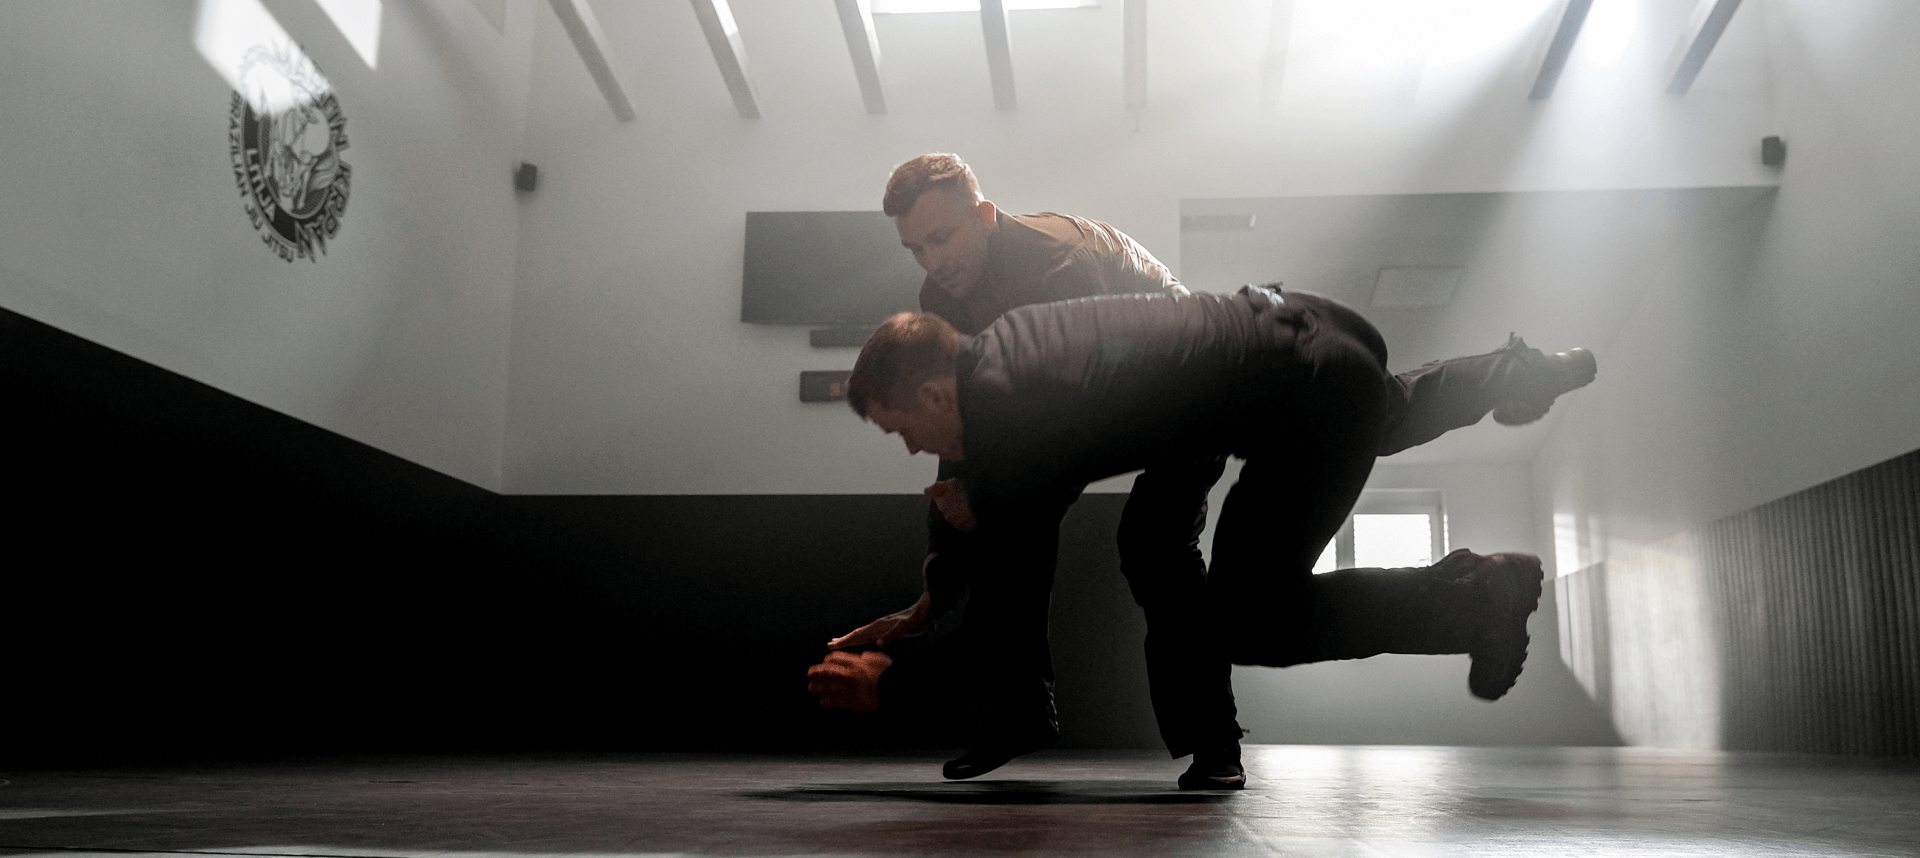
top-left (806, 650), bottom-right (894, 711)
top-left (924, 478), bottom-right (976, 531)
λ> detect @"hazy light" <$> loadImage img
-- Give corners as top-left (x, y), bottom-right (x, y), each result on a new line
top-left (1294, 0), bottom-right (1555, 69)
top-left (1355, 513), bottom-right (1433, 568)
top-left (1554, 510), bottom-right (1582, 576)
top-left (195, 0), bottom-right (329, 114)
top-left (1578, 0), bottom-right (1636, 70)
top-left (872, 0), bottom-right (1096, 12)
top-left (711, 0), bottom-right (742, 37)
top-left (313, 0), bottom-right (383, 69)
top-left (1282, 0), bottom-right (1556, 103)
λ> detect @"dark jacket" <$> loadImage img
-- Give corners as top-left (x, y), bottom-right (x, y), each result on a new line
top-left (922, 285), bottom-right (1394, 617)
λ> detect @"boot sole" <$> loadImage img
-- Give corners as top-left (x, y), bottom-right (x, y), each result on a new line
top-left (942, 728), bottom-right (1060, 780)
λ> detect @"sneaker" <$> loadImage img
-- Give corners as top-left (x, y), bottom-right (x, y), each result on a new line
top-left (1177, 745), bottom-right (1246, 790)
top-left (942, 720), bottom-right (1060, 780)
top-left (1492, 340), bottom-right (1597, 427)
top-left (1467, 553), bottom-right (1545, 700)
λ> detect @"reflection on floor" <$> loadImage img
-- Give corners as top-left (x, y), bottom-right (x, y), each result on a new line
top-left (3, 746), bottom-right (1917, 857)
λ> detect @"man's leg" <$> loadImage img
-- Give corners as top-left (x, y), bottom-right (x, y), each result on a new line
top-left (1208, 451), bottom-right (1546, 700)
top-left (1284, 550), bottom-right (1545, 700)
top-left (1378, 336), bottom-right (1597, 456)
top-left (1208, 440), bottom-right (1378, 669)
top-left (942, 490), bottom-right (1078, 780)
top-left (1116, 457), bottom-right (1245, 786)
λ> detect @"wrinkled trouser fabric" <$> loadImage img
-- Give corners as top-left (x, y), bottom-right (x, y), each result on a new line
top-left (962, 293), bottom-right (1548, 749)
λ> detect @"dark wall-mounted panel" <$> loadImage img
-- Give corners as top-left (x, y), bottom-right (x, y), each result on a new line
top-left (740, 211), bottom-right (923, 326)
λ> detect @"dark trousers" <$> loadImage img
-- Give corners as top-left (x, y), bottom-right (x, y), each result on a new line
top-left (1208, 294), bottom-right (1520, 665)
top-left (964, 297), bottom-right (1546, 748)
top-left (1118, 456), bottom-right (1239, 758)
top-left (1113, 311), bottom-right (1547, 750)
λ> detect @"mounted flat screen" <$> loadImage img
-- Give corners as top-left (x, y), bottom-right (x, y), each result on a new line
top-left (740, 211), bottom-right (925, 326)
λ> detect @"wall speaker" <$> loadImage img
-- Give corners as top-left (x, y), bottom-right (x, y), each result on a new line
top-left (514, 162), bottom-right (538, 192)
top-left (1761, 136), bottom-right (1787, 168)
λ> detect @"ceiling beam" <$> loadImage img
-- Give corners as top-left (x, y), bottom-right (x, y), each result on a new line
top-left (1123, 0), bottom-right (1146, 110)
top-left (545, 0), bottom-right (635, 122)
top-left (690, 0), bottom-right (761, 118)
top-left (980, 0), bottom-right (1016, 110)
top-left (1667, 0), bottom-right (1743, 95)
top-left (1528, 0), bottom-right (1592, 100)
top-left (834, 0), bottom-right (886, 114)
top-left (1257, 0), bottom-right (1294, 108)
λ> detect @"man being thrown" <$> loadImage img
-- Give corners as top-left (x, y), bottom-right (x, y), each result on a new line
top-left (809, 285), bottom-right (1595, 785)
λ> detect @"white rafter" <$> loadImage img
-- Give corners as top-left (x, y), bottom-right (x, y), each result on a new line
top-left (690, 0), bottom-right (762, 118)
top-left (545, 0), bottom-right (635, 122)
top-left (980, 0), bottom-right (1017, 110)
top-left (834, 0), bottom-right (887, 114)
top-left (1667, 0), bottom-right (1742, 95)
top-left (1530, 0), bottom-right (1593, 100)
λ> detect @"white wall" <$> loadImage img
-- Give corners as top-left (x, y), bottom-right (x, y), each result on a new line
top-left (1538, 0), bottom-right (1920, 577)
top-left (1529, 0), bottom-right (1920, 750)
top-left (0, 0), bottom-right (536, 488)
top-left (504, 0), bottom-right (1781, 495)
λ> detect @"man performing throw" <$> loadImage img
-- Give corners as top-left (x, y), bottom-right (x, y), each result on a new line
top-left (810, 284), bottom-right (1596, 785)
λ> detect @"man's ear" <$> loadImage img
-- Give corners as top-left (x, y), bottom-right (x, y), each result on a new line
top-left (976, 198), bottom-right (997, 227)
top-left (918, 378), bottom-right (959, 415)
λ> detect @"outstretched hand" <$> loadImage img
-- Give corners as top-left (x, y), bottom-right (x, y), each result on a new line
top-left (807, 651), bottom-right (893, 711)
top-left (826, 591), bottom-right (932, 651)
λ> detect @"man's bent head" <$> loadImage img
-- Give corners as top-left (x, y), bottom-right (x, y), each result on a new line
top-left (848, 312), bottom-right (966, 460)
top-left (886, 154), bottom-right (996, 300)
top-left (883, 153), bottom-right (980, 218)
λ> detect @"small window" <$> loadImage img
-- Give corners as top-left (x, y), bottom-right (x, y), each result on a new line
top-left (1312, 489), bottom-right (1446, 573)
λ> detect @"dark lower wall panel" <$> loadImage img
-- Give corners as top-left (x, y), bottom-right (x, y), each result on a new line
top-left (1558, 447), bottom-right (1920, 755)
top-left (2, 308), bottom-right (1158, 764)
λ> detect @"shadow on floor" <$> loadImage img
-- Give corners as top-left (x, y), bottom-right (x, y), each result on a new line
top-left (745, 780), bottom-right (1238, 805)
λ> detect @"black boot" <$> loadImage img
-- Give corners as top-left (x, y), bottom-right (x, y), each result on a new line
top-left (943, 715), bottom-right (1060, 780)
top-left (1491, 337), bottom-right (1597, 426)
top-left (1233, 549), bottom-right (1545, 701)
top-left (1178, 743), bottom-right (1246, 790)
top-left (1463, 553), bottom-right (1545, 700)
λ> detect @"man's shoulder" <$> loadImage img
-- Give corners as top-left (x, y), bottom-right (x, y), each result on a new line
top-left (1004, 211), bottom-right (1112, 244)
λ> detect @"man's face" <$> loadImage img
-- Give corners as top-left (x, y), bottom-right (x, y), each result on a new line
top-left (866, 389), bottom-right (965, 461)
top-left (894, 188), bottom-right (995, 300)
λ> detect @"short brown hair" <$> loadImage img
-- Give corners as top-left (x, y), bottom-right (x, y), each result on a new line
top-left (883, 153), bottom-right (981, 218)
top-left (847, 312), bottom-right (962, 418)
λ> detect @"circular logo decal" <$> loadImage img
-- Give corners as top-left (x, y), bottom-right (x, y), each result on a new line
top-left (228, 42), bottom-right (351, 262)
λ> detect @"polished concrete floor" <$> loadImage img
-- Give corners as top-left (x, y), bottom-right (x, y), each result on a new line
top-left (4, 746), bottom-right (1917, 857)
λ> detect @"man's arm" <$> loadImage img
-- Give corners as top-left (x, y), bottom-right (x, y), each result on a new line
top-left (822, 477), bottom-right (978, 651)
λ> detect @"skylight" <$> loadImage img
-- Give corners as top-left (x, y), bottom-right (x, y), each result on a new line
top-left (871, 0), bottom-right (1097, 13)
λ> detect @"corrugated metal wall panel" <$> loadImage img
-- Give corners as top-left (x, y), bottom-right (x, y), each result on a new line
top-left (1559, 448), bottom-right (1920, 756)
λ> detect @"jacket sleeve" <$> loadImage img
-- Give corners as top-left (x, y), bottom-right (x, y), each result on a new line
top-left (922, 459), bottom-right (975, 620)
